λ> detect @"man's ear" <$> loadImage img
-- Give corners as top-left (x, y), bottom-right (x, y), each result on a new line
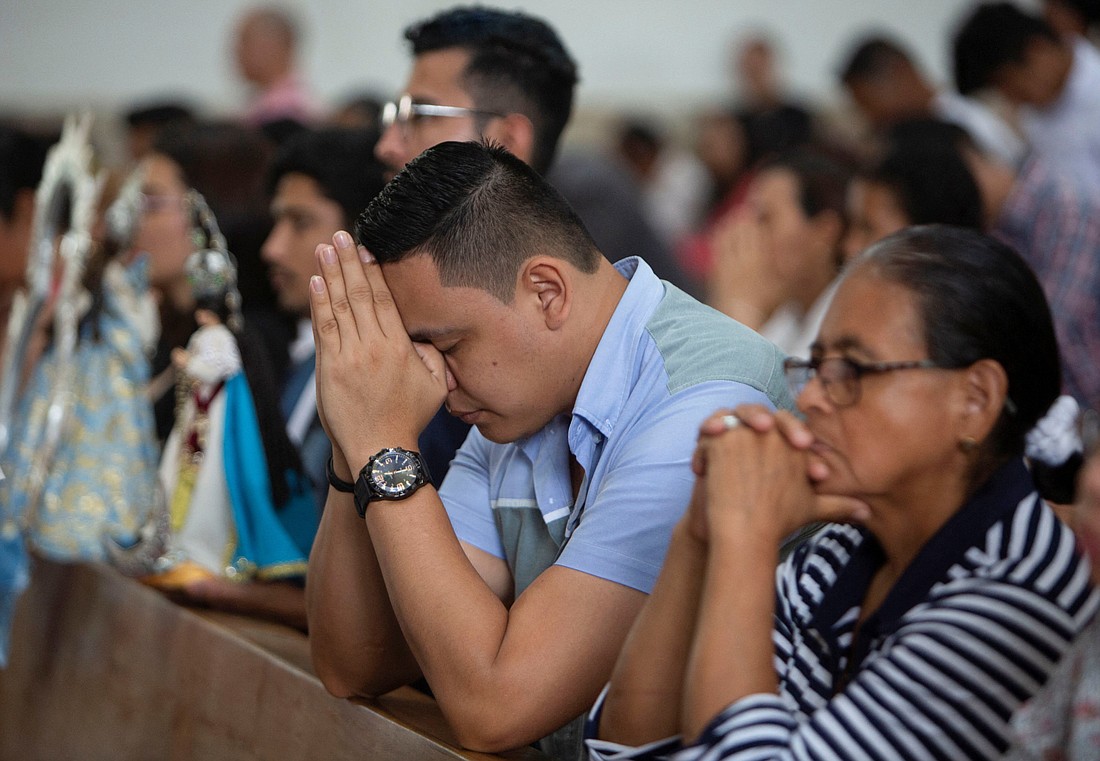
top-left (519, 257), bottom-right (570, 331)
top-left (958, 358), bottom-right (1011, 443)
top-left (484, 113), bottom-right (536, 165)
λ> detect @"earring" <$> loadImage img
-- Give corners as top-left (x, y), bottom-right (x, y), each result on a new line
top-left (959, 436), bottom-right (978, 453)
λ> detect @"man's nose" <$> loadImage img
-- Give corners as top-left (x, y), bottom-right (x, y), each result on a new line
top-left (375, 122), bottom-right (407, 171)
top-left (261, 224), bottom-right (286, 263)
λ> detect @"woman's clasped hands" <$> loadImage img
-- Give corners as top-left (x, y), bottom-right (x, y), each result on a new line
top-left (688, 405), bottom-right (870, 546)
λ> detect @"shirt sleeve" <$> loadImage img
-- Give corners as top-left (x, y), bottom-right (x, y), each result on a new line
top-left (557, 380), bottom-right (773, 594)
top-left (585, 684), bottom-right (685, 761)
top-left (673, 573), bottom-right (1098, 760)
top-left (438, 427), bottom-right (506, 559)
top-left (583, 544), bottom-right (812, 761)
top-left (1036, 204), bottom-right (1100, 411)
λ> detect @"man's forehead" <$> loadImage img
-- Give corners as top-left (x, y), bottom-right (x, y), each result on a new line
top-left (276, 172), bottom-right (325, 201)
top-left (381, 254), bottom-right (487, 321)
top-left (407, 48), bottom-right (475, 99)
top-left (273, 173), bottom-right (340, 214)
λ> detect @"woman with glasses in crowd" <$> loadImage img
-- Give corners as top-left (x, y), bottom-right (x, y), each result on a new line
top-left (588, 225), bottom-right (1098, 760)
top-left (125, 125), bottom-right (315, 629)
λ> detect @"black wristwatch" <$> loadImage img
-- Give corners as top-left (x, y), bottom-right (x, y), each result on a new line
top-left (326, 455), bottom-right (355, 493)
top-left (353, 447), bottom-right (432, 518)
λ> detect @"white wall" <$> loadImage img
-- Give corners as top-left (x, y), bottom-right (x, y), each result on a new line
top-left (0, 1), bottom-right (984, 123)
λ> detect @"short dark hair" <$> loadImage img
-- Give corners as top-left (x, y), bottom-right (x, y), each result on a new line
top-left (153, 121), bottom-right (273, 209)
top-left (267, 127), bottom-right (386, 226)
top-left (404, 6), bottom-right (579, 174)
top-left (355, 140), bottom-right (599, 303)
top-left (839, 35), bottom-right (913, 85)
top-left (953, 2), bottom-right (1061, 95)
top-left (759, 149), bottom-right (852, 221)
top-left (0, 125), bottom-right (49, 221)
top-left (757, 149), bottom-right (852, 268)
top-left (861, 133), bottom-right (984, 230)
top-left (858, 225), bottom-right (1061, 467)
top-left (1055, 0), bottom-right (1100, 25)
top-left (125, 101), bottom-right (195, 129)
top-left (885, 116), bottom-right (982, 159)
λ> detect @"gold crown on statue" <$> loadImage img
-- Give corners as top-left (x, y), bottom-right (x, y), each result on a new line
top-left (184, 192), bottom-right (243, 332)
top-left (185, 247), bottom-right (236, 300)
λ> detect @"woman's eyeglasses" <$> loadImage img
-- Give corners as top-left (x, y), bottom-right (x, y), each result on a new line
top-left (783, 355), bottom-right (941, 407)
top-left (138, 192), bottom-right (191, 214)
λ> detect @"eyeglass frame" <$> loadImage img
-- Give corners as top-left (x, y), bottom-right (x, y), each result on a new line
top-left (381, 94), bottom-right (504, 135)
top-left (137, 191), bottom-right (193, 214)
top-left (783, 355), bottom-right (944, 408)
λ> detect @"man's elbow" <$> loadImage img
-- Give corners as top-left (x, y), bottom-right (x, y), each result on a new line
top-left (450, 719), bottom-right (532, 755)
top-left (312, 655), bottom-right (364, 699)
top-left (444, 697), bottom-right (551, 754)
top-left (311, 648), bottom-right (407, 700)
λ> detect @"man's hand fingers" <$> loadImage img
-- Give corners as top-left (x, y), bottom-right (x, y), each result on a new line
top-left (332, 230), bottom-right (385, 339)
top-left (691, 443), bottom-right (708, 477)
top-left (308, 273), bottom-right (339, 354)
top-left (356, 245), bottom-right (409, 340)
top-left (412, 341), bottom-right (450, 393)
top-left (316, 241), bottom-right (359, 341)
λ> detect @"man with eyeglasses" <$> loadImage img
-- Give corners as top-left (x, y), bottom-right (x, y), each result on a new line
top-left (373, 5), bottom-right (693, 293)
top-left (375, 7), bottom-right (575, 180)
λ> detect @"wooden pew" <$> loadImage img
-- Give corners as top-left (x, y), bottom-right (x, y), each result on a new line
top-left (0, 558), bottom-right (550, 760)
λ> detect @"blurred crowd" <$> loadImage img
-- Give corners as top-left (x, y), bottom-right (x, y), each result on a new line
top-left (2, 1), bottom-right (1100, 758)
top-left (6, 0), bottom-right (1100, 407)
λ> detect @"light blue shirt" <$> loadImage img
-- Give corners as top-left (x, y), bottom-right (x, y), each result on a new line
top-left (439, 257), bottom-right (793, 597)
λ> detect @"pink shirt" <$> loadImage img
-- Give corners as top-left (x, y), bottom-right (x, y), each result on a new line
top-left (244, 74), bottom-right (321, 126)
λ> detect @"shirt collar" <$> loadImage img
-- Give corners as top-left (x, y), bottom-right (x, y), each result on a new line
top-left (513, 257), bottom-right (662, 468)
top-left (813, 458), bottom-right (1035, 649)
top-left (513, 256), bottom-right (663, 477)
top-left (1061, 38), bottom-right (1100, 110)
top-left (569, 256), bottom-right (662, 441)
top-left (289, 318), bottom-right (315, 365)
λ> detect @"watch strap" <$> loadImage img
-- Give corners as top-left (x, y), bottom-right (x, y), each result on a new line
top-left (326, 455), bottom-right (355, 493)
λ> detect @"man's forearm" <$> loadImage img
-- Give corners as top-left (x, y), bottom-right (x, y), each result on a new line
top-left (340, 448), bottom-right (644, 752)
top-left (306, 485), bottom-right (421, 697)
top-left (365, 493), bottom-right (510, 704)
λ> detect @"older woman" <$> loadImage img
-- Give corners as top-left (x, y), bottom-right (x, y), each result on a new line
top-left (590, 225), bottom-right (1098, 760)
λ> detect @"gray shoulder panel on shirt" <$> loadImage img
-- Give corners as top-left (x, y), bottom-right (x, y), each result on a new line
top-left (646, 284), bottom-right (795, 409)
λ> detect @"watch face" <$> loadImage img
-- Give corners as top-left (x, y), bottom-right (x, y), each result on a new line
top-left (369, 449), bottom-right (422, 498)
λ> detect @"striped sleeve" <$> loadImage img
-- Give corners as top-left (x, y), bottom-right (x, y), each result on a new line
top-left (669, 500), bottom-right (1099, 761)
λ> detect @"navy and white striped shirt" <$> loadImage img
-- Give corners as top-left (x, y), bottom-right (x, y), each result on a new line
top-left (587, 459), bottom-right (1099, 761)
